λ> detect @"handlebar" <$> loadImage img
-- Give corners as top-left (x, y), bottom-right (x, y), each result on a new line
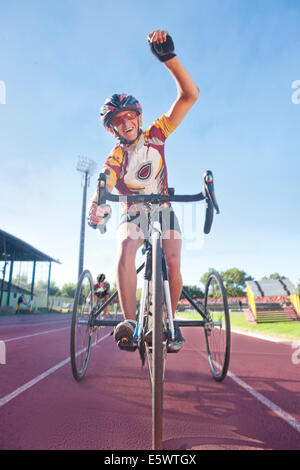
top-left (92, 170), bottom-right (220, 235)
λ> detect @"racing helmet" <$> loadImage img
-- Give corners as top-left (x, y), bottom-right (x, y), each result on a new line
top-left (100, 93), bottom-right (142, 144)
top-left (97, 273), bottom-right (105, 282)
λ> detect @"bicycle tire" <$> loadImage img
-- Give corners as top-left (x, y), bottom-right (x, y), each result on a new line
top-left (70, 269), bottom-right (94, 381)
top-left (204, 270), bottom-right (231, 382)
top-left (152, 231), bottom-right (164, 450)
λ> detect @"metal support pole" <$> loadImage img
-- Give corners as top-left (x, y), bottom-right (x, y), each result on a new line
top-left (0, 234), bottom-right (7, 307)
top-left (0, 262), bottom-right (7, 307)
top-left (78, 171), bottom-right (88, 279)
top-left (47, 262), bottom-right (51, 311)
top-left (31, 261), bottom-right (36, 300)
top-left (6, 257), bottom-right (14, 306)
top-left (76, 156), bottom-right (97, 280)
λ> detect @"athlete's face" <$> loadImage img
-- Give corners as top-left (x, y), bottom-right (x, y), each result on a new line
top-left (112, 110), bottom-right (142, 141)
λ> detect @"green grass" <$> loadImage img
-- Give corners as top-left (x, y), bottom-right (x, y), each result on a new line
top-left (176, 310), bottom-right (300, 341)
top-left (2, 307), bottom-right (300, 341)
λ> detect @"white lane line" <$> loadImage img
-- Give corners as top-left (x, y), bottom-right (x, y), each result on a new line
top-left (0, 357), bottom-right (70, 407)
top-left (228, 370), bottom-right (300, 433)
top-left (0, 333), bottom-right (111, 408)
top-left (231, 328), bottom-right (294, 344)
top-left (4, 327), bottom-right (70, 343)
top-left (200, 352), bottom-right (300, 434)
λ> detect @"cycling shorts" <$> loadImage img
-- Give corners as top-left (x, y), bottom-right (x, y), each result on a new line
top-left (95, 291), bottom-right (110, 300)
top-left (119, 206), bottom-right (181, 240)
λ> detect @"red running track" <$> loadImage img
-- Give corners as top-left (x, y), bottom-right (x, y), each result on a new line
top-left (0, 313), bottom-right (299, 450)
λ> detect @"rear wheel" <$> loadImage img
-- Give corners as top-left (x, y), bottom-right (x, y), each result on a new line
top-left (70, 270), bottom-right (94, 381)
top-left (204, 270), bottom-right (231, 382)
top-left (152, 232), bottom-right (164, 450)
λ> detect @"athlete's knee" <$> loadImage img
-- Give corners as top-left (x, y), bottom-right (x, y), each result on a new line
top-left (118, 237), bottom-right (140, 264)
top-left (165, 252), bottom-right (181, 276)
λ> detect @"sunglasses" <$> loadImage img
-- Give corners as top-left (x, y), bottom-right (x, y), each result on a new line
top-left (111, 111), bottom-right (138, 127)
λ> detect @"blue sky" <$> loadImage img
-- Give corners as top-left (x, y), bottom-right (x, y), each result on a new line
top-left (1, 0), bottom-right (299, 290)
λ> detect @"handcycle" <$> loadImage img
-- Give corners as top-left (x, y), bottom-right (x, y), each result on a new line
top-left (70, 170), bottom-right (231, 451)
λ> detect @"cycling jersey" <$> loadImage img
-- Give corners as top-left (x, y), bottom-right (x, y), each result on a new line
top-left (102, 114), bottom-right (176, 213)
top-left (94, 281), bottom-right (110, 297)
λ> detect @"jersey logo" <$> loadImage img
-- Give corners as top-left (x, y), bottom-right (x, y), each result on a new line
top-left (136, 162), bottom-right (152, 180)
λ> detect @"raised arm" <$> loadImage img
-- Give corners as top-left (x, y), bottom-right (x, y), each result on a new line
top-left (148, 29), bottom-right (199, 129)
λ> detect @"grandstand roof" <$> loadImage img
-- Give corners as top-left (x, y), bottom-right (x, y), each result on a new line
top-left (246, 279), bottom-right (297, 297)
top-left (0, 229), bottom-right (60, 263)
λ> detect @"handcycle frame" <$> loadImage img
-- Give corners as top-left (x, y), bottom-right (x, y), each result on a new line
top-left (86, 169), bottom-right (221, 338)
top-left (70, 170), bottom-right (231, 451)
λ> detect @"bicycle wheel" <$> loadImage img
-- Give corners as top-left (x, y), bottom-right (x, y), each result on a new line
top-left (70, 269), bottom-right (94, 381)
top-left (152, 231), bottom-right (164, 450)
top-left (204, 270), bottom-right (231, 382)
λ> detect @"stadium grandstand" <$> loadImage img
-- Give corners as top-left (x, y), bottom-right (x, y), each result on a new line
top-left (246, 279), bottom-right (300, 323)
top-left (0, 229), bottom-right (60, 312)
top-left (177, 296), bottom-right (248, 312)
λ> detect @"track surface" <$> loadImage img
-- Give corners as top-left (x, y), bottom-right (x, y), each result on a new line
top-left (0, 313), bottom-right (299, 450)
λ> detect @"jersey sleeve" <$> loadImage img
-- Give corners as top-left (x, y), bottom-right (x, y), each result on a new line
top-left (101, 144), bottom-right (124, 191)
top-left (146, 113), bottom-right (177, 143)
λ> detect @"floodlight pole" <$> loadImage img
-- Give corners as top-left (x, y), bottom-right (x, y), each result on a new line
top-left (78, 170), bottom-right (89, 279)
top-left (76, 156), bottom-right (97, 280)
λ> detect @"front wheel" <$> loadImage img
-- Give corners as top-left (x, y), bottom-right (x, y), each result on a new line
top-left (70, 270), bottom-right (94, 381)
top-left (204, 270), bottom-right (231, 382)
top-left (152, 231), bottom-right (164, 450)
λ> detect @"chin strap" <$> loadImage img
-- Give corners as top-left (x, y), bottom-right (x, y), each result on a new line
top-left (114, 128), bottom-right (142, 146)
top-left (112, 117), bottom-right (142, 146)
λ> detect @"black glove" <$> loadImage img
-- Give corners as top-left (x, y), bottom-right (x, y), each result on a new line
top-left (149, 34), bottom-right (176, 63)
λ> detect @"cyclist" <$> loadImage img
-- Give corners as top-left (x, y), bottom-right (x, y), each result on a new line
top-left (94, 274), bottom-right (111, 318)
top-left (88, 29), bottom-right (199, 352)
top-left (16, 294), bottom-right (27, 313)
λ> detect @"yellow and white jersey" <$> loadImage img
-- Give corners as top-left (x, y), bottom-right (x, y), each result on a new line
top-left (102, 114), bottom-right (176, 212)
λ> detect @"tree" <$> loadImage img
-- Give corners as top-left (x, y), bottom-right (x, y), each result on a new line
top-left (34, 281), bottom-right (61, 296)
top-left (13, 273), bottom-right (31, 290)
top-left (181, 284), bottom-right (204, 299)
top-left (221, 268), bottom-right (253, 297)
top-left (60, 283), bottom-right (77, 298)
top-left (200, 268), bottom-right (216, 286)
top-left (200, 267), bottom-right (253, 297)
top-left (262, 273), bottom-right (287, 280)
top-left (48, 282), bottom-right (61, 296)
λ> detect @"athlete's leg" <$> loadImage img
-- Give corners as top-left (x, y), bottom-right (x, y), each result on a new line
top-left (116, 222), bottom-right (144, 321)
top-left (103, 293), bottom-right (110, 317)
top-left (162, 230), bottom-right (182, 316)
top-left (162, 229), bottom-right (185, 351)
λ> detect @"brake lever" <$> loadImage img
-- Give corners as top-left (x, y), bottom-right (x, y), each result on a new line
top-left (204, 170), bottom-right (220, 214)
top-left (97, 173), bottom-right (109, 234)
top-left (88, 173), bottom-right (110, 233)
